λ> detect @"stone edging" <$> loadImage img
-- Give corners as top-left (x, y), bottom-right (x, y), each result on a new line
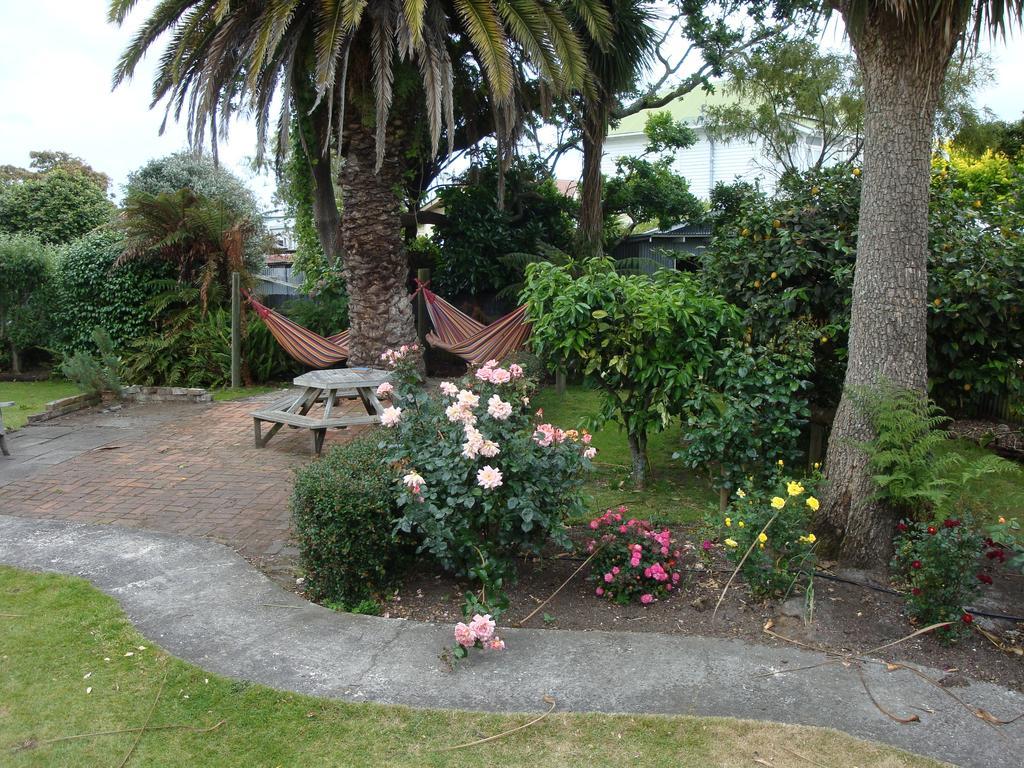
top-left (26, 393), bottom-right (101, 424)
top-left (122, 386), bottom-right (213, 404)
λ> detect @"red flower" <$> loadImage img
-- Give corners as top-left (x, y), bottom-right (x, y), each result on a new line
top-left (986, 548), bottom-right (1007, 562)
top-left (961, 613), bottom-right (974, 624)
top-left (927, 526), bottom-right (937, 535)
top-left (896, 523), bottom-right (909, 533)
top-left (911, 587), bottom-right (922, 596)
top-left (943, 518), bottom-right (960, 528)
top-left (911, 560), bottom-right (922, 569)
top-left (977, 573), bottom-right (993, 585)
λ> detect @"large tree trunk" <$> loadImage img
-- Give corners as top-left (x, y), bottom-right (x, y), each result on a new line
top-left (817, 6), bottom-right (962, 567)
top-left (339, 119), bottom-right (418, 366)
top-left (308, 103), bottom-right (342, 266)
top-left (575, 107), bottom-right (607, 260)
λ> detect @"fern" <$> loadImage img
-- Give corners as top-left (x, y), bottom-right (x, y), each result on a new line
top-left (857, 383), bottom-right (1020, 518)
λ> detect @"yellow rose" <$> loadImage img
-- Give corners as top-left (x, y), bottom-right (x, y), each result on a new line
top-left (724, 538), bottom-right (738, 548)
top-left (736, 489), bottom-right (746, 498)
top-left (799, 533), bottom-right (817, 544)
top-left (738, 521), bottom-right (745, 528)
top-left (999, 516), bottom-right (1006, 524)
top-left (813, 462), bottom-right (821, 470)
top-left (787, 481), bottom-right (804, 496)
top-left (777, 459), bottom-right (784, 467)
top-left (806, 496), bottom-right (820, 511)
top-left (771, 497), bottom-right (786, 509)
top-left (724, 517), bottom-right (732, 527)
top-left (757, 532), bottom-right (768, 544)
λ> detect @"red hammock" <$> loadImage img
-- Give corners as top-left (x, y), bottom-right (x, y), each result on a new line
top-left (417, 285), bottom-right (530, 365)
top-left (245, 292), bottom-right (349, 369)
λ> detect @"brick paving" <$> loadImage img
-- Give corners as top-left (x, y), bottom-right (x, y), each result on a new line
top-left (0, 392), bottom-right (369, 568)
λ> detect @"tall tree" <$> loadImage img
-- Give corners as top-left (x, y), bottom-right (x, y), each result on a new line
top-left (818, 1), bottom-right (1023, 567)
top-left (109, 0), bottom-right (609, 365)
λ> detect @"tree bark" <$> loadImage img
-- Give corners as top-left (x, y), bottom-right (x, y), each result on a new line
top-left (817, 6), bottom-right (961, 567)
top-left (339, 119), bottom-right (418, 366)
top-left (575, 107), bottom-right (607, 260)
top-left (627, 431), bottom-right (648, 490)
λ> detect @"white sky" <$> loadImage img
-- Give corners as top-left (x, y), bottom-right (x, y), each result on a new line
top-left (1, 0), bottom-right (1022, 207)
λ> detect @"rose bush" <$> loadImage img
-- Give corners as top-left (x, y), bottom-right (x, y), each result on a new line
top-left (892, 515), bottom-right (986, 640)
top-left (379, 346), bottom-right (593, 616)
top-left (586, 506), bottom-right (683, 605)
top-left (716, 466), bottom-right (820, 598)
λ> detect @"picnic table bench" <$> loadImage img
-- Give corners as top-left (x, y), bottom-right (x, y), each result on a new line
top-left (251, 368), bottom-right (390, 454)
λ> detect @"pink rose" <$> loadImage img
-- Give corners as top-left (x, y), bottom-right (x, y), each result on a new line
top-left (595, 587), bottom-right (604, 596)
top-left (487, 637), bottom-right (505, 651)
top-left (611, 566), bottom-right (620, 575)
top-left (640, 594), bottom-right (654, 605)
top-left (509, 364), bottom-right (523, 379)
top-left (603, 572), bottom-right (614, 583)
top-left (589, 520), bottom-right (600, 530)
top-left (490, 368), bottom-right (511, 384)
top-left (454, 622), bottom-right (475, 648)
top-left (468, 613), bottom-right (496, 642)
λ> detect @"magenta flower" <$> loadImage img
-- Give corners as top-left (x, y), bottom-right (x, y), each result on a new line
top-left (640, 594), bottom-right (654, 605)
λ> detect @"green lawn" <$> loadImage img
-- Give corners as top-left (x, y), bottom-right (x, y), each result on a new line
top-left (0, 566), bottom-right (941, 768)
top-left (535, 385), bottom-right (716, 525)
top-left (0, 380), bottom-right (81, 430)
top-left (210, 384), bottom-right (284, 402)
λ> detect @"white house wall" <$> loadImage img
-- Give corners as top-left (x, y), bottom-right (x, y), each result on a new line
top-left (602, 127), bottom-right (810, 200)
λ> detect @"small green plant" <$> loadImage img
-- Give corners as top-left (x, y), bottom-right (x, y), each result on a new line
top-left (60, 328), bottom-right (123, 396)
top-left (716, 467), bottom-right (820, 598)
top-left (985, 515), bottom-right (1023, 574)
top-left (291, 436), bottom-right (405, 606)
top-left (857, 384), bottom-right (1020, 518)
top-left (892, 515), bottom-right (985, 640)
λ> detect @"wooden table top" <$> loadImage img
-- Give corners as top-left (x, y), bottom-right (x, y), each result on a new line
top-left (292, 367), bottom-right (391, 389)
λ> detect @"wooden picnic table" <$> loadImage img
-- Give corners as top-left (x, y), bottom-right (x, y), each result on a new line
top-left (251, 368), bottom-right (391, 454)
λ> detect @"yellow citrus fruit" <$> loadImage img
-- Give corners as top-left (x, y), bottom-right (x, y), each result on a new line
top-left (772, 219), bottom-right (781, 229)
top-left (770, 272), bottom-right (778, 280)
top-left (933, 297), bottom-right (942, 307)
top-left (753, 280), bottom-right (762, 289)
top-left (811, 186), bottom-right (820, 195)
top-left (963, 383), bottom-right (972, 392)
top-left (820, 336), bottom-right (828, 344)
top-left (973, 200), bottom-right (982, 208)
top-left (741, 227), bottom-right (750, 236)
top-left (852, 168), bottom-right (861, 176)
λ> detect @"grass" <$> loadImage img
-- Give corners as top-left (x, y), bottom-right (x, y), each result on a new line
top-left (0, 380), bottom-right (81, 430)
top-left (937, 439), bottom-right (1024, 525)
top-left (535, 385), bottom-right (716, 525)
top-left (210, 384), bottom-right (283, 402)
top-left (0, 566), bottom-right (943, 768)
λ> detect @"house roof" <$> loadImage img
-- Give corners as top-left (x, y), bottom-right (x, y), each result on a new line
top-left (626, 221), bottom-right (713, 240)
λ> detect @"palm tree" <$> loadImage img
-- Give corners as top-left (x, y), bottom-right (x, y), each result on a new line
top-left (818, 0), bottom-right (1022, 566)
top-left (109, 0), bottom-right (610, 364)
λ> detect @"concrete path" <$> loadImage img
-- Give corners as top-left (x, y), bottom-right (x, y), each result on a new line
top-left (1, 515), bottom-right (1020, 768)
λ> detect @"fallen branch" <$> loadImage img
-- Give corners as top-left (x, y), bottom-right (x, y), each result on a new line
top-left (517, 547), bottom-right (602, 627)
top-left (12, 721), bottom-right (225, 752)
top-left (435, 696), bottom-right (557, 752)
top-left (857, 667), bottom-right (920, 724)
top-left (712, 513), bottom-right (779, 620)
top-left (117, 657), bottom-right (170, 768)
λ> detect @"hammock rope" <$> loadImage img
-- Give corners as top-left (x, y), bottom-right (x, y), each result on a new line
top-left (245, 283), bottom-right (529, 370)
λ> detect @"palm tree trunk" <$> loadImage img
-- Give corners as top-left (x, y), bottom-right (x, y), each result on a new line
top-left (339, 119), bottom-right (417, 366)
top-left (817, 7), bottom-right (960, 567)
top-left (575, 107), bottom-right (607, 260)
top-left (308, 103), bottom-right (342, 266)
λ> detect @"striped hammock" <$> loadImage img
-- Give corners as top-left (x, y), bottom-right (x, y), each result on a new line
top-left (419, 287), bottom-right (530, 365)
top-left (245, 292), bottom-right (349, 369)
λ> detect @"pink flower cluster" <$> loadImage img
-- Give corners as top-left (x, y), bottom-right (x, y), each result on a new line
top-left (533, 423), bottom-right (566, 447)
top-left (454, 613), bottom-right (505, 652)
top-left (587, 506), bottom-right (683, 605)
top-left (380, 343), bottom-right (420, 365)
top-left (474, 360), bottom-right (523, 385)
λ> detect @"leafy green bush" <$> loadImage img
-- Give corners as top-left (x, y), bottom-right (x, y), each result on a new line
top-left (0, 168), bottom-right (115, 245)
top-left (674, 325), bottom-right (815, 493)
top-left (432, 150), bottom-right (576, 295)
top-left (381, 347), bottom-right (591, 617)
top-left (53, 230), bottom-right (172, 356)
top-left (60, 328), bottom-right (123, 396)
top-left (0, 233), bottom-right (53, 369)
top-left (291, 436), bottom-right (404, 606)
top-left (280, 290), bottom-right (349, 336)
top-left (702, 158), bottom-right (1024, 412)
top-left (892, 516), bottom-right (984, 640)
top-left (124, 153), bottom-right (267, 272)
top-left (522, 258), bottom-right (740, 489)
top-left (717, 471), bottom-right (820, 598)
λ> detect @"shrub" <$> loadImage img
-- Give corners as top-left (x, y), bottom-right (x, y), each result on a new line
top-left (892, 516), bottom-right (985, 640)
top-left (0, 233), bottom-right (53, 369)
top-left (674, 325), bottom-right (815, 495)
top-left (280, 290), bottom-right (349, 336)
top-left (0, 167), bottom-right (115, 245)
top-left (985, 516), bottom-right (1023, 574)
top-left (523, 258), bottom-right (740, 489)
top-left (380, 347), bottom-right (592, 617)
top-left (53, 230), bottom-right (172, 355)
top-left (585, 506), bottom-right (684, 605)
top-left (60, 328), bottom-right (123, 396)
top-left (291, 436), bottom-right (403, 606)
top-left (124, 152), bottom-right (267, 272)
top-left (717, 470), bottom-right (820, 598)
